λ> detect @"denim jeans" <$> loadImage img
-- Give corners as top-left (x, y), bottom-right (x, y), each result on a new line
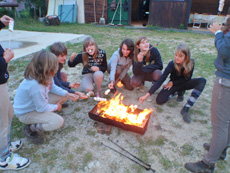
top-left (0, 83), bottom-right (14, 161)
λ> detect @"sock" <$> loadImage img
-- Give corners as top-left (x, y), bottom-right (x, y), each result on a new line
top-left (185, 89), bottom-right (201, 107)
top-left (30, 124), bottom-right (44, 132)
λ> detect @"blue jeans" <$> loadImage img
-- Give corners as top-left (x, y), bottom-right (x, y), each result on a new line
top-left (0, 83), bottom-right (14, 161)
top-left (203, 77), bottom-right (230, 165)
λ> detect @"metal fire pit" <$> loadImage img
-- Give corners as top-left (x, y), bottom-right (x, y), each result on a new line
top-left (88, 104), bottom-right (151, 135)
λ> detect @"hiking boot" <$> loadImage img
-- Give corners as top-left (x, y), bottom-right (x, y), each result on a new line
top-left (22, 125), bottom-right (44, 144)
top-left (62, 102), bottom-right (69, 108)
top-left (184, 160), bottom-right (214, 173)
top-left (0, 153), bottom-right (31, 170)
top-left (203, 143), bottom-right (228, 160)
top-left (180, 106), bottom-right (191, 123)
top-left (9, 140), bottom-right (23, 152)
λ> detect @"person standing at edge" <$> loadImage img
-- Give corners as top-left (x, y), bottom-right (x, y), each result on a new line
top-left (0, 15), bottom-right (30, 170)
top-left (185, 19), bottom-right (230, 172)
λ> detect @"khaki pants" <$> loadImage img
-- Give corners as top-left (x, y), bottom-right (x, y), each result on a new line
top-left (18, 93), bottom-right (67, 131)
top-left (0, 83), bottom-right (14, 161)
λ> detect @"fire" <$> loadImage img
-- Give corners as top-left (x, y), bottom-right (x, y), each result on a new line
top-left (97, 93), bottom-right (152, 127)
top-left (117, 81), bottom-right (124, 88)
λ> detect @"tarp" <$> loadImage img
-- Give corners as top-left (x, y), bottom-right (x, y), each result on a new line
top-left (47, 0), bottom-right (76, 16)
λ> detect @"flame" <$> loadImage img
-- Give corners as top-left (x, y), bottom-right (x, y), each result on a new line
top-left (117, 81), bottom-right (124, 88)
top-left (97, 93), bottom-right (152, 127)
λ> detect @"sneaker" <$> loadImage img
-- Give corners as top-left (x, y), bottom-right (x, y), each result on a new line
top-left (62, 102), bottom-right (69, 108)
top-left (184, 160), bottom-right (214, 173)
top-left (0, 153), bottom-right (31, 170)
top-left (180, 106), bottom-right (191, 123)
top-left (203, 143), bottom-right (228, 160)
top-left (22, 125), bottom-right (44, 144)
top-left (9, 140), bottom-right (23, 152)
top-left (86, 91), bottom-right (94, 97)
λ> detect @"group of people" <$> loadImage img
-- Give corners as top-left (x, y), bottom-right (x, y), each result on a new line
top-left (0, 14), bottom-right (229, 172)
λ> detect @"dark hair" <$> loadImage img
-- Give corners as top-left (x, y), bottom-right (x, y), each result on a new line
top-left (50, 42), bottom-right (67, 56)
top-left (119, 38), bottom-right (134, 59)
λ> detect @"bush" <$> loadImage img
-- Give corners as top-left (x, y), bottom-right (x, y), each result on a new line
top-left (0, 8), bottom-right (14, 18)
top-left (19, 8), bottom-right (31, 18)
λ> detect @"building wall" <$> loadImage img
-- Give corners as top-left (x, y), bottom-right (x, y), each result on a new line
top-left (84, 0), bottom-right (107, 23)
top-left (191, 0), bottom-right (230, 15)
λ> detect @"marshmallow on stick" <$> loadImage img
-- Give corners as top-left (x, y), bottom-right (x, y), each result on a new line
top-left (9, 20), bottom-right (14, 32)
top-left (94, 97), bottom-right (107, 102)
top-left (104, 89), bottom-right (111, 95)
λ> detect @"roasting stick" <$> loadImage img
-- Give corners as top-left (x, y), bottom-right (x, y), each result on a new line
top-left (101, 141), bottom-right (156, 172)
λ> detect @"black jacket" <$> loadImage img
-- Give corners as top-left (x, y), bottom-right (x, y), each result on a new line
top-left (68, 49), bottom-right (107, 75)
top-left (132, 45), bottom-right (163, 75)
top-left (0, 20), bottom-right (9, 85)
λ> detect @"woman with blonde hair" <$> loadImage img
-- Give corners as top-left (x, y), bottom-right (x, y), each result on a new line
top-left (131, 36), bottom-right (163, 89)
top-left (139, 44), bottom-right (206, 123)
top-left (14, 50), bottom-right (79, 144)
top-left (68, 37), bottom-right (107, 98)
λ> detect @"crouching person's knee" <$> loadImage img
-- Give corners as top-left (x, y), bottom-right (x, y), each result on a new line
top-left (51, 115), bottom-right (64, 131)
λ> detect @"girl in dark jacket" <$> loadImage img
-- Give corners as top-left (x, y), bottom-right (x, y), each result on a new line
top-left (131, 36), bottom-right (163, 89)
top-left (139, 43), bottom-right (206, 123)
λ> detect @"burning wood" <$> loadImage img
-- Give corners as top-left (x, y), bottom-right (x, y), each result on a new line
top-left (116, 81), bottom-right (124, 88)
top-left (89, 93), bottom-right (153, 134)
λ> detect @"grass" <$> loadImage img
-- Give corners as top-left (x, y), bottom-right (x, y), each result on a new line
top-left (5, 18), bottom-right (230, 172)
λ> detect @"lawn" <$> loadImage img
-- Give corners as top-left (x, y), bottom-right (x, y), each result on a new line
top-left (4, 18), bottom-right (229, 172)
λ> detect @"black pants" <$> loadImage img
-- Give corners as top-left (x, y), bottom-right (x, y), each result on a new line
top-left (156, 78), bottom-right (206, 105)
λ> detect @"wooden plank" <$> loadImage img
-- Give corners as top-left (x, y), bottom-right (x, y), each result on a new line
top-left (85, 0), bottom-right (108, 23)
top-left (149, 0), bottom-right (191, 28)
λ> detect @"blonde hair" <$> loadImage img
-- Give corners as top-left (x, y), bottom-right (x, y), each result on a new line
top-left (134, 36), bottom-right (151, 63)
top-left (24, 50), bottom-right (58, 86)
top-left (82, 37), bottom-right (99, 67)
top-left (174, 44), bottom-right (193, 78)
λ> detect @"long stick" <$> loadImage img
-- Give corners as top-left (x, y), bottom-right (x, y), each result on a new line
top-left (108, 138), bottom-right (152, 168)
top-left (110, 1), bottom-right (120, 24)
top-left (102, 142), bottom-right (155, 172)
